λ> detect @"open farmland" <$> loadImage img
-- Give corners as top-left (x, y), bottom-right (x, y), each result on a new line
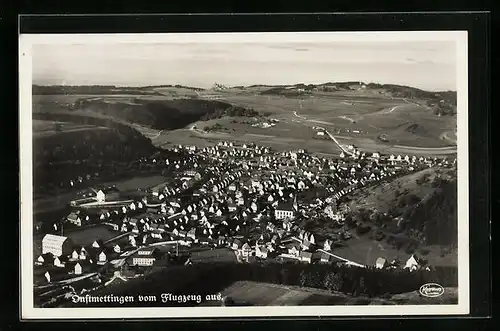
top-left (189, 248), bottom-right (238, 263)
top-left (33, 81), bottom-right (456, 157)
top-left (200, 281), bottom-right (354, 306)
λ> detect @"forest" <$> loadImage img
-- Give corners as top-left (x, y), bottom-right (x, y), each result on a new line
top-left (63, 261), bottom-right (458, 307)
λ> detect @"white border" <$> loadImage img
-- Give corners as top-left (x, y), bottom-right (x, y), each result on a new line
top-left (19, 31), bottom-right (469, 319)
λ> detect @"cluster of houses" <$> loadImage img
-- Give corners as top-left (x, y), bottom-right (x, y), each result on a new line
top-left (37, 140), bottom-right (453, 295)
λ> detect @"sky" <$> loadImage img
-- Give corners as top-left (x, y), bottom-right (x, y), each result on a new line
top-left (32, 40), bottom-right (457, 92)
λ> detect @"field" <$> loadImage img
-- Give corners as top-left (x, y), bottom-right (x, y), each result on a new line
top-left (331, 236), bottom-right (457, 268)
top-left (33, 175), bottom-right (169, 215)
top-left (189, 248), bottom-right (238, 263)
top-left (199, 281), bottom-right (359, 306)
top-left (33, 224), bottom-right (117, 257)
top-left (32, 83), bottom-right (457, 156)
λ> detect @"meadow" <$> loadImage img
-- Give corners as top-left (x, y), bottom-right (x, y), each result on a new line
top-left (33, 83), bottom-right (457, 156)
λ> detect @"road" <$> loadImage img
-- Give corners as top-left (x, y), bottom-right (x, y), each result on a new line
top-left (317, 249), bottom-right (365, 268)
top-left (151, 130), bottom-right (163, 140)
top-left (35, 272), bottom-right (99, 291)
top-left (293, 110), bottom-right (457, 156)
top-left (290, 237), bottom-right (365, 268)
top-left (324, 130), bottom-right (355, 156)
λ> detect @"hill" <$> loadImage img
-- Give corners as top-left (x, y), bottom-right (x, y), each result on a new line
top-left (343, 167), bottom-right (458, 250)
top-left (53, 97), bottom-right (260, 131)
top-left (257, 82), bottom-right (457, 116)
top-left (32, 113), bottom-right (159, 198)
top-left (32, 84), bottom-right (164, 96)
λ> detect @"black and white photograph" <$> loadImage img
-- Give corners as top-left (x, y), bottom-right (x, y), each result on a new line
top-left (19, 31), bottom-right (469, 319)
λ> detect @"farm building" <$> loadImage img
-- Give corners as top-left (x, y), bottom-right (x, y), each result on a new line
top-left (42, 234), bottom-right (74, 257)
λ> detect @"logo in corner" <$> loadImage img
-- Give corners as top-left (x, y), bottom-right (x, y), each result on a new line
top-left (419, 283), bottom-right (445, 298)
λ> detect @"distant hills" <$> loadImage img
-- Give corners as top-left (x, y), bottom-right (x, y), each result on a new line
top-left (33, 81), bottom-right (457, 117)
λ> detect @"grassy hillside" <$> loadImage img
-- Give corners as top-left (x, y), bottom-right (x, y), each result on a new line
top-left (258, 82), bottom-right (457, 116)
top-left (345, 167), bottom-right (458, 249)
top-left (32, 114), bottom-right (159, 199)
top-left (67, 97), bottom-right (260, 130)
top-left (32, 85), bottom-right (164, 96)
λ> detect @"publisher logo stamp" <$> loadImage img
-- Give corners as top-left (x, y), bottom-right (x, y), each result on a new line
top-left (419, 283), bottom-right (445, 298)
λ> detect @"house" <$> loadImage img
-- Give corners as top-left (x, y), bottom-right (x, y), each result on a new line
top-left (232, 239), bottom-right (243, 250)
top-left (240, 243), bottom-right (252, 257)
top-left (404, 255), bottom-right (422, 272)
top-left (288, 244), bottom-right (301, 257)
top-left (70, 250), bottom-right (79, 260)
top-left (320, 252), bottom-right (331, 263)
top-left (53, 256), bottom-right (64, 268)
top-left (74, 262), bottom-right (83, 275)
top-left (323, 239), bottom-right (333, 251)
top-left (97, 251), bottom-right (107, 265)
top-left (35, 254), bottom-right (53, 266)
top-left (187, 228), bottom-right (197, 240)
top-left (301, 238), bottom-right (312, 250)
top-left (217, 236), bottom-right (227, 247)
top-left (66, 211), bottom-right (84, 226)
top-left (42, 234), bottom-right (73, 257)
top-left (131, 247), bottom-right (160, 267)
top-left (255, 244), bottom-right (268, 259)
top-left (300, 251), bottom-right (313, 263)
top-left (375, 257), bottom-right (387, 269)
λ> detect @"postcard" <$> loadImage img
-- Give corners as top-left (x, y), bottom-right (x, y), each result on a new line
top-left (19, 31), bottom-right (469, 319)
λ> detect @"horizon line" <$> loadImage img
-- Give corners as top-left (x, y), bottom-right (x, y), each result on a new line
top-left (31, 81), bottom-right (457, 93)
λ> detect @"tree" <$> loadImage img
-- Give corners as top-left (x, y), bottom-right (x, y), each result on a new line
top-left (299, 270), bottom-right (309, 287)
top-left (355, 276), bottom-right (366, 296)
top-left (324, 272), bottom-right (343, 292)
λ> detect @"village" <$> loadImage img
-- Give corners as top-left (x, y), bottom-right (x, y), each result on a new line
top-left (34, 140), bottom-right (456, 306)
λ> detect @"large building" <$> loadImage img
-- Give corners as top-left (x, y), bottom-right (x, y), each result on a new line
top-left (274, 201), bottom-right (296, 220)
top-left (130, 247), bottom-right (159, 267)
top-left (42, 234), bottom-right (73, 257)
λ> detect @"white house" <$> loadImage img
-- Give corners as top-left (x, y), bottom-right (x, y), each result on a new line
top-left (323, 239), bottom-right (333, 251)
top-left (70, 250), bottom-right (79, 260)
top-left (35, 255), bottom-right (45, 265)
top-left (404, 255), bottom-right (421, 272)
top-left (53, 256), bottom-right (64, 268)
top-left (375, 257), bottom-right (387, 269)
top-left (241, 243), bottom-right (252, 257)
top-left (74, 262), bottom-right (82, 275)
top-left (97, 251), bottom-right (107, 264)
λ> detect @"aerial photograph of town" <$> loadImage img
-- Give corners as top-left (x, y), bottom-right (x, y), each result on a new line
top-left (25, 34), bottom-right (461, 310)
